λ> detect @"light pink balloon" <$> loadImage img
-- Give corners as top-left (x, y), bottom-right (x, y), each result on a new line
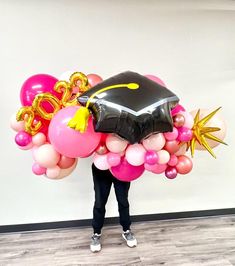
top-left (125, 144), bottom-right (146, 166)
top-left (174, 143), bottom-right (188, 156)
top-left (190, 109), bottom-right (227, 150)
top-left (145, 75), bottom-right (166, 87)
top-left (157, 150), bottom-right (170, 164)
top-left (55, 159), bottom-right (78, 179)
top-left (34, 143), bottom-right (60, 168)
top-left (46, 166), bottom-right (61, 179)
top-left (179, 111), bottom-right (194, 129)
top-left (145, 163), bottom-right (167, 174)
top-left (58, 156), bottom-right (76, 169)
top-left (32, 163), bottom-right (46, 175)
top-left (106, 134), bottom-right (128, 153)
top-left (107, 152), bottom-right (121, 167)
top-left (10, 113), bottom-right (25, 132)
top-left (18, 142), bottom-right (33, 150)
top-left (32, 133), bottom-right (46, 146)
top-left (87, 74), bottom-right (103, 87)
top-left (93, 154), bottom-right (110, 170)
top-left (49, 106), bottom-right (101, 158)
top-left (142, 133), bottom-right (166, 151)
top-left (164, 127), bottom-right (178, 141)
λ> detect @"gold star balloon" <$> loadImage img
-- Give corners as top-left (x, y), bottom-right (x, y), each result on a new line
top-left (188, 107), bottom-right (227, 158)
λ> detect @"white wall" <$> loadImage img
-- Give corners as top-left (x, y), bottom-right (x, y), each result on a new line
top-left (0, 0), bottom-right (235, 226)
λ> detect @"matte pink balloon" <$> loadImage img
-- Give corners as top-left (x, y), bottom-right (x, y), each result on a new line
top-left (20, 74), bottom-right (60, 112)
top-left (15, 131), bottom-right (32, 147)
top-left (144, 163), bottom-right (167, 174)
top-left (32, 163), bottom-right (46, 175)
top-left (32, 133), bottom-right (46, 146)
top-left (157, 150), bottom-right (170, 164)
top-left (145, 74), bottom-right (166, 87)
top-left (176, 155), bottom-right (193, 175)
top-left (125, 144), bottom-right (146, 166)
top-left (165, 166), bottom-right (178, 179)
top-left (177, 127), bottom-right (193, 142)
top-left (111, 158), bottom-right (144, 181)
top-left (93, 154), bottom-right (110, 170)
top-left (171, 104), bottom-right (186, 116)
top-left (34, 144), bottom-right (60, 168)
top-left (58, 156), bottom-right (76, 169)
top-left (87, 74), bottom-right (103, 87)
top-left (164, 140), bottom-right (181, 154)
top-left (168, 154), bottom-right (178, 166)
top-left (106, 134), bottom-right (128, 153)
top-left (144, 150), bottom-right (158, 165)
top-left (179, 111), bottom-right (194, 129)
top-left (142, 133), bottom-right (166, 151)
top-left (10, 113), bottom-right (25, 132)
top-left (49, 106), bottom-right (101, 158)
top-left (46, 166), bottom-right (61, 179)
top-left (164, 127), bottom-right (178, 141)
top-left (107, 152), bottom-right (121, 167)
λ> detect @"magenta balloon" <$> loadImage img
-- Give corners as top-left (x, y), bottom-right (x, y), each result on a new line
top-left (177, 127), bottom-right (193, 142)
top-left (145, 150), bottom-right (158, 165)
top-left (165, 166), bottom-right (178, 179)
top-left (20, 74), bottom-right (60, 111)
top-left (15, 131), bottom-right (32, 147)
top-left (49, 106), bottom-right (101, 158)
top-left (111, 158), bottom-right (144, 181)
top-left (171, 104), bottom-right (186, 116)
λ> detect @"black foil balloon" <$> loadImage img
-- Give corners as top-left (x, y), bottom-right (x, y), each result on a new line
top-left (77, 71), bottom-right (179, 144)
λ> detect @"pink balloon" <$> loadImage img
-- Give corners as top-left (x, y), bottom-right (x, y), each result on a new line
top-left (164, 127), bottom-right (178, 141)
top-left (144, 163), bottom-right (167, 174)
top-left (32, 133), bottom-right (46, 146)
top-left (10, 113), bottom-right (25, 132)
top-left (175, 143), bottom-right (188, 156)
top-left (46, 166), bottom-right (61, 179)
top-left (87, 74), bottom-right (103, 87)
top-left (157, 150), bottom-right (170, 164)
top-left (20, 74), bottom-right (61, 112)
top-left (125, 144), bottom-right (146, 166)
top-left (145, 75), bottom-right (166, 87)
top-left (164, 140), bottom-right (180, 154)
top-left (93, 154), bottom-right (110, 170)
top-left (106, 134), bottom-right (128, 153)
top-left (32, 163), bottom-right (46, 175)
top-left (18, 142), bottom-right (33, 150)
top-left (171, 104), bottom-right (186, 116)
top-left (58, 156), bottom-right (76, 169)
top-left (168, 154), bottom-right (178, 166)
top-left (55, 159), bottom-right (78, 179)
top-left (142, 133), bottom-right (166, 151)
top-left (177, 127), bottom-right (193, 142)
top-left (107, 152), bottom-right (121, 167)
top-left (34, 144), bottom-right (60, 168)
top-left (49, 106), bottom-right (101, 158)
top-left (15, 131), bottom-right (32, 147)
top-left (179, 111), bottom-right (194, 129)
top-left (144, 150), bottom-right (158, 165)
top-left (176, 155), bottom-right (193, 175)
top-left (111, 158), bottom-right (144, 181)
top-left (165, 166), bottom-right (178, 179)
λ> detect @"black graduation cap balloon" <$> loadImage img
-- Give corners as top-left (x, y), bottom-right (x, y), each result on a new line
top-left (68, 71), bottom-right (179, 144)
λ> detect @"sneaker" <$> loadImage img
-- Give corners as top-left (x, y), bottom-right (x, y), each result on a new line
top-left (122, 230), bottom-right (137, 248)
top-left (90, 233), bottom-right (101, 252)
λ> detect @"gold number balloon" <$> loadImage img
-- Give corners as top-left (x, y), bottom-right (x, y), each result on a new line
top-left (54, 80), bottom-right (74, 107)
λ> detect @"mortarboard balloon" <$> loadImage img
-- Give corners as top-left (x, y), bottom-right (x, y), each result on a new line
top-left (68, 71), bottom-right (179, 143)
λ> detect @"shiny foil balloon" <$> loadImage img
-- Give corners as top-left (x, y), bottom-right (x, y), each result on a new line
top-left (77, 71), bottom-right (179, 143)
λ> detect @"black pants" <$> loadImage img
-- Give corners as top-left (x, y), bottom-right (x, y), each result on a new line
top-left (92, 164), bottom-right (131, 234)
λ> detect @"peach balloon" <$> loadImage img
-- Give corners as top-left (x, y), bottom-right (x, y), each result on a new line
top-left (58, 156), bottom-right (76, 169)
top-left (10, 113), bottom-right (25, 132)
top-left (179, 111), bottom-right (194, 129)
top-left (157, 150), bottom-right (170, 164)
top-left (32, 133), bottom-right (46, 146)
top-left (55, 159), bottom-right (78, 179)
top-left (142, 133), bottom-right (166, 151)
top-left (164, 140), bottom-right (180, 154)
top-left (46, 166), bottom-right (61, 179)
top-left (174, 143), bottom-right (188, 156)
top-left (34, 144), bottom-right (60, 168)
top-left (106, 134), bottom-right (128, 153)
top-left (176, 155), bottom-right (193, 175)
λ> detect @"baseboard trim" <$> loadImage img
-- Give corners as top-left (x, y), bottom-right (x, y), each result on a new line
top-left (1, 208), bottom-right (235, 234)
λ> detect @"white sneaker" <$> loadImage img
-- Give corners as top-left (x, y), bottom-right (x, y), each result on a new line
top-left (90, 233), bottom-right (101, 252)
top-left (122, 230), bottom-right (137, 247)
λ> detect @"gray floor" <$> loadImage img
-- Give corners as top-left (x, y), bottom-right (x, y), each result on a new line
top-left (0, 215), bottom-right (235, 266)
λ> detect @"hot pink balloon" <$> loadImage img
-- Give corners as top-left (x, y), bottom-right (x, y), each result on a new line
top-left (49, 106), bottom-right (101, 158)
top-left (125, 144), bottom-right (146, 166)
top-left (165, 166), bottom-right (178, 179)
top-left (18, 142), bottom-right (33, 150)
top-left (93, 154), bottom-right (110, 170)
top-left (10, 113), bottom-right (25, 132)
top-left (164, 127), bottom-right (178, 141)
top-left (177, 127), bottom-right (193, 142)
top-left (34, 143), bottom-right (60, 168)
top-left (32, 133), bottom-right (46, 146)
top-left (87, 74), bottom-right (103, 87)
top-left (157, 150), bottom-right (170, 164)
top-left (106, 134), bottom-right (128, 153)
top-left (111, 158), bottom-right (144, 181)
top-left (145, 74), bottom-right (166, 87)
top-left (107, 152), bottom-right (121, 167)
top-left (58, 156), bottom-right (76, 169)
top-left (171, 104), bottom-right (186, 116)
top-left (144, 150), bottom-right (158, 165)
top-left (46, 166), bottom-right (61, 179)
top-left (145, 163), bottom-right (167, 174)
top-left (32, 163), bottom-right (46, 175)
top-left (176, 155), bottom-right (193, 175)
top-left (142, 133), bottom-right (166, 151)
top-left (15, 131), bottom-right (32, 147)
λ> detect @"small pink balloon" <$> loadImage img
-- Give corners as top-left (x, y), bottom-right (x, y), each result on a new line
top-left (144, 150), bottom-right (158, 165)
top-left (144, 163), bottom-right (167, 174)
top-left (177, 127), bottom-right (193, 142)
top-left (95, 144), bottom-right (108, 155)
top-left (168, 154), bottom-right (178, 166)
top-left (15, 131), bottom-right (32, 147)
top-left (106, 134), bottom-right (128, 153)
top-left (176, 155), bottom-right (193, 175)
top-left (46, 166), bottom-right (61, 179)
top-left (93, 154), bottom-right (110, 170)
top-left (111, 158), bottom-right (145, 182)
top-left (142, 133), bottom-right (166, 151)
top-left (145, 74), bottom-right (166, 87)
top-left (10, 113), bottom-right (25, 132)
top-left (165, 166), bottom-right (178, 179)
top-left (18, 142), bottom-right (33, 150)
top-left (58, 156), bottom-right (76, 169)
top-left (157, 150), bottom-right (170, 164)
top-left (179, 111), bottom-right (194, 129)
top-left (87, 74), bottom-right (103, 87)
top-left (164, 127), bottom-right (178, 141)
top-left (32, 133), bottom-right (46, 146)
top-left (125, 144), bottom-right (146, 166)
top-left (34, 143), bottom-right (60, 168)
top-left (55, 159), bottom-right (78, 179)
top-left (32, 163), bottom-right (46, 175)
top-left (107, 152), bottom-right (121, 167)
top-left (171, 104), bottom-right (186, 116)
top-left (164, 140), bottom-right (181, 154)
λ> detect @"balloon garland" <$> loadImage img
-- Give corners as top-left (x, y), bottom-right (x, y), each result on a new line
top-left (10, 71), bottom-right (227, 180)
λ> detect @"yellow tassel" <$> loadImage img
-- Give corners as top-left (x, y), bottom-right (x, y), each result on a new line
top-left (67, 107), bottom-right (90, 133)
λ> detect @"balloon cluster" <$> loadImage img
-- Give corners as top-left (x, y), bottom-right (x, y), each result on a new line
top-left (10, 72), bottom-right (227, 181)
